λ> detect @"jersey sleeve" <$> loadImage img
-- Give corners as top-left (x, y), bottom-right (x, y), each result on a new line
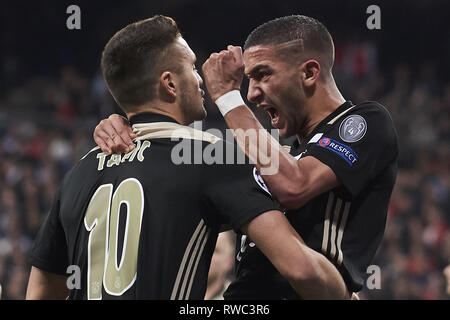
top-left (306, 102), bottom-right (399, 197)
top-left (27, 186), bottom-right (69, 275)
top-left (201, 142), bottom-right (282, 231)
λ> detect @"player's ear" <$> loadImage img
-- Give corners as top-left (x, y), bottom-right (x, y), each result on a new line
top-left (299, 59), bottom-right (320, 88)
top-left (159, 71), bottom-right (177, 101)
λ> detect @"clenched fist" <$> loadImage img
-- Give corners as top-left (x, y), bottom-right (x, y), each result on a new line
top-left (202, 45), bottom-right (245, 101)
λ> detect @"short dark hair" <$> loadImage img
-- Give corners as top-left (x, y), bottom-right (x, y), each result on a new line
top-left (244, 15), bottom-right (335, 74)
top-left (101, 15), bottom-right (181, 110)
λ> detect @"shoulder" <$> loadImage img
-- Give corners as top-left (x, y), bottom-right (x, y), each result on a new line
top-left (336, 101), bottom-right (397, 145)
top-left (58, 146), bottom-right (103, 193)
top-left (351, 101), bottom-right (393, 120)
top-left (348, 101), bottom-right (395, 127)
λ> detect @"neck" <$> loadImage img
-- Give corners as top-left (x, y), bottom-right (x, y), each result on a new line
top-left (126, 101), bottom-right (186, 125)
top-left (297, 78), bottom-right (345, 142)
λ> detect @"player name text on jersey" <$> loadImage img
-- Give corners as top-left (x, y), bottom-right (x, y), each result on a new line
top-left (96, 140), bottom-right (151, 171)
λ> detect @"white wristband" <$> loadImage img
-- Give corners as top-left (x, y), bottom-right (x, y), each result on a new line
top-left (214, 90), bottom-right (245, 116)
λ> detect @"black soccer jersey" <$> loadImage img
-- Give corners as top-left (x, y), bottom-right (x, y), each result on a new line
top-left (224, 101), bottom-right (399, 299)
top-left (28, 113), bottom-right (281, 300)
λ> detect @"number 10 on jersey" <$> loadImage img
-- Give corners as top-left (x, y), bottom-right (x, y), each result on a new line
top-left (84, 178), bottom-right (144, 299)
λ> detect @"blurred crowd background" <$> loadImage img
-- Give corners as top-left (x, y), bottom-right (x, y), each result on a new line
top-left (0, 0), bottom-right (448, 299)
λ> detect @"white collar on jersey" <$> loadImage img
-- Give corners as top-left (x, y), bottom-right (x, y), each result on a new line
top-left (81, 122), bottom-right (222, 160)
top-left (132, 121), bottom-right (222, 144)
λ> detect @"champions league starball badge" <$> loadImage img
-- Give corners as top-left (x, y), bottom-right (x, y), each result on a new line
top-left (339, 115), bottom-right (367, 143)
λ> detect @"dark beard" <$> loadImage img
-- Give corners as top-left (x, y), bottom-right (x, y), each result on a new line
top-left (179, 81), bottom-right (206, 124)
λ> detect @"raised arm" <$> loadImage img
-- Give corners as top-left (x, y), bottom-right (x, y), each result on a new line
top-left (202, 46), bottom-right (339, 209)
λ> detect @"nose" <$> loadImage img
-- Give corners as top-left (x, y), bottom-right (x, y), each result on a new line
top-left (247, 79), bottom-right (262, 104)
top-left (196, 71), bottom-right (203, 87)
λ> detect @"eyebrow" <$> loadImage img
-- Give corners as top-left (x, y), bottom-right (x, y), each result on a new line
top-left (245, 64), bottom-right (271, 78)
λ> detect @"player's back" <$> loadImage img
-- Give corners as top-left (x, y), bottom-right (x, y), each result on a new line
top-left (60, 137), bottom-right (213, 299)
top-left (29, 113), bottom-right (280, 299)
